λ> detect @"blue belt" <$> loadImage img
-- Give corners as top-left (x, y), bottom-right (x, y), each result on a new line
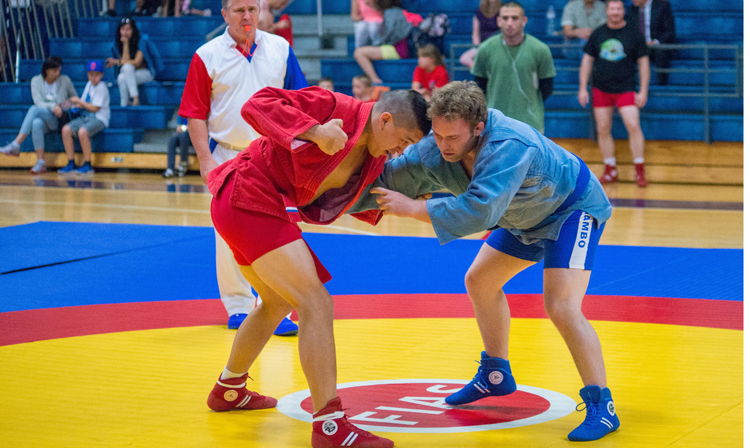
top-left (553, 154), bottom-right (590, 215)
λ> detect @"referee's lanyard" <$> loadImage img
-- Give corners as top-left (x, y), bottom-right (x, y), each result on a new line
top-left (236, 42), bottom-right (258, 63)
top-left (502, 35), bottom-right (536, 119)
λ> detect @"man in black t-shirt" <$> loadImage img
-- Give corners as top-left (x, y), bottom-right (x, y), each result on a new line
top-left (578, 0), bottom-right (650, 187)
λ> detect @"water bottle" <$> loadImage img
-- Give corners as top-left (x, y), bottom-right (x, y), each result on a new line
top-left (546, 5), bottom-right (556, 36)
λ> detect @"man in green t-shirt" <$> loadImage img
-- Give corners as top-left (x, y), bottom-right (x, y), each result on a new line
top-left (471, 1), bottom-right (556, 134)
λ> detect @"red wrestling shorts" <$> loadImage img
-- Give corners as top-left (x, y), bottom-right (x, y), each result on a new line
top-left (211, 172), bottom-right (332, 284)
top-left (592, 88), bottom-right (636, 108)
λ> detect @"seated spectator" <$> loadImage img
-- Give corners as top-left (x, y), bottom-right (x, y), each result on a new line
top-left (163, 116), bottom-right (191, 178)
top-left (351, 0), bottom-right (383, 49)
top-left (103, 0), bottom-right (160, 17)
top-left (58, 61), bottom-right (110, 175)
top-left (459, 0), bottom-right (501, 69)
top-left (105, 17), bottom-right (164, 107)
top-left (351, 74), bottom-right (390, 102)
top-left (259, 0), bottom-right (293, 47)
top-left (353, 0), bottom-right (414, 85)
top-left (627, 0), bottom-right (675, 85)
top-left (561, 0), bottom-right (607, 59)
top-left (0, 56), bottom-right (77, 175)
top-left (412, 44), bottom-right (449, 101)
top-left (163, 0), bottom-right (212, 17)
top-left (318, 77), bottom-right (335, 92)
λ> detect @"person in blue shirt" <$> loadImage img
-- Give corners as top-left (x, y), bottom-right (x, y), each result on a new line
top-left (350, 80), bottom-right (619, 442)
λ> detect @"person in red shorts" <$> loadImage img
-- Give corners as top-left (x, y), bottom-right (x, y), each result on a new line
top-left (578, 0), bottom-right (650, 187)
top-left (411, 44), bottom-right (449, 101)
top-left (206, 85), bottom-right (429, 448)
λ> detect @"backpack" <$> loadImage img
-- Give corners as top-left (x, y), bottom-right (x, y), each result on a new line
top-left (412, 13), bottom-right (451, 55)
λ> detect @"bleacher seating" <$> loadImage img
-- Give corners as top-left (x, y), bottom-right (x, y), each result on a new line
top-left (318, 0), bottom-right (742, 141)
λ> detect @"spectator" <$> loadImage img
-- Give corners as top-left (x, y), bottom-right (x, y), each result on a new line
top-left (561, 0), bottom-right (607, 59)
top-left (472, 1), bottom-right (556, 134)
top-left (353, 0), bottom-right (413, 85)
top-left (179, 0), bottom-right (307, 333)
top-left (259, 0), bottom-right (293, 47)
top-left (578, 0), bottom-right (650, 187)
top-left (163, 0), bottom-right (212, 17)
top-left (0, 56), bottom-right (77, 175)
top-left (351, 0), bottom-right (383, 49)
top-left (411, 44), bottom-right (449, 101)
top-left (351, 74), bottom-right (389, 102)
top-left (318, 76), bottom-right (335, 91)
top-left (103, 0), bottom-right (160, 17)
top-left (105, 17), bottom-right (164, 107)
top-left (459, 0), bottom-right (501, 69)
top-left (58, 60), bottom-right (110, 175)
top-left (163, 116), bottom-right (191, 178)
top-left (627, 0), bottom-right (675, 85)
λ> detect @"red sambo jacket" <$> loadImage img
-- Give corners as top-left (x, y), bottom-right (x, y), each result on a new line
top-left (207, 86), bottom-right (385, 225)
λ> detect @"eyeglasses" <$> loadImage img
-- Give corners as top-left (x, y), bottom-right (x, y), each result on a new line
top-left (120, 17), bottom-right (131, 24)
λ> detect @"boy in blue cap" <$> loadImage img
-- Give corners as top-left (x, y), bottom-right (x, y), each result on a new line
top-left (59, 60), bottom-right (111, 175)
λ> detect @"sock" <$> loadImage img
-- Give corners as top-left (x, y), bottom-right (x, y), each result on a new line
top-left (220, 367), bottom-right (246, 380)
top-left (633, 157), bottom-right (644, 164)
top-left (604, 157), bottom-right (617, 167)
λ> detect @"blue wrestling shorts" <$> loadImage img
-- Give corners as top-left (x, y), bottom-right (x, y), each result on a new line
top-left (485, 210), bottom-right (605, 270)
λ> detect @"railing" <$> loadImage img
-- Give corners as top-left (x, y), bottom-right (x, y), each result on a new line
top-left (449, 42), bottom-right (743, 143)
top-left (1, 0), bottom-right (103, 82)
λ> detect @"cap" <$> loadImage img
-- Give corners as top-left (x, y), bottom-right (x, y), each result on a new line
top-left (86, 60), bottom-right (103, 73)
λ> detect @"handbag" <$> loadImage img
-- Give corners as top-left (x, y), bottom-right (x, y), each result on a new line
top-left (57, 99), bottom-right (81, 128)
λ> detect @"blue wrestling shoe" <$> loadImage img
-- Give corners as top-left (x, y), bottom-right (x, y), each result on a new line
top-left (273, 317), bottom-right (298, 336)
top-left (444, 351), bottom-right (516, 405)
top-left (568, 385), bottom-right (620, 442)
top-left (227, 313), bottom-right (247, 329)
top-left (58, 161), bottom-right (76, 174)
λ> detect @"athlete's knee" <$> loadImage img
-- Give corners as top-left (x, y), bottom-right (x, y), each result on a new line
top-left (464, 267), bottom-right (501, 300)
top-left (294, 284), bottom-right (333, 320)
top-left (543, 297), bottom-right (583, 324)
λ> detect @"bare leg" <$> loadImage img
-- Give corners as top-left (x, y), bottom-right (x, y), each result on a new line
top-left (78, 128), bottom-right (92, 162)
top-left (62, 125), bottom-right (75, 160)
top-left (593, 106), bottom-right (615, 160)
top-left (227, 239), bottom-right (337, 412)
top-left (618, 105), bottom-right (645, 161)
top-left (464, 244), bottom-right (535, 359)
top-left (543, 268), bottom-right (606, 387)
top-left (353, 46), bottom-right (385, 85)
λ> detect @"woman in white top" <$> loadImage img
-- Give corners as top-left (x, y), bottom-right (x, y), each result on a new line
top-left (0, 56), bottom-right (77, 174)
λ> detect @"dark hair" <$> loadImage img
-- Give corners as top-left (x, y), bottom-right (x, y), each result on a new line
top-left (375, 89), bottom-right (431, 137)
top-left (500, 1), bottom-right (525, 13)
top-left (115, 17), bottom-right (140, 60)
top-left (41, 55), bottom-right (63, 79)
top-left (372, 0), bottom-right (401, 13)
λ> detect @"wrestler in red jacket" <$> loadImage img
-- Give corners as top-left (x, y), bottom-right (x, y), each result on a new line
top-left (206, 86), bottom-right (430, 448)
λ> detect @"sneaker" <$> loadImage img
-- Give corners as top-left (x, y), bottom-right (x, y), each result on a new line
top-left (207, 372), bottom-right (277, 411)
top-left (444, 351), bottom-right (516, 405)
top-left (0, 142), bottom-right (20, 157)
top-left (635, 163), bottom-right (648, 188)
top-left (30, 160), bottom-right (47, 174)
top-left (58, 162), bottom-right (76, 174)
top-left (176, 161), bottom-right (188, 177)
top-left (274, 316), bottom-right (299, 336)
top-left (312, 397), bottom-right (394, 448)
top-left (75, 164), bottom-right (94, 175)
top-left (568, 385), bottom-right (620, 442)
top-left (227, 313), bottom-right (247, 329)
top-left (163, 168), bottom-right (175, 178)
top-left (598, 164), bottom-right (618, 184)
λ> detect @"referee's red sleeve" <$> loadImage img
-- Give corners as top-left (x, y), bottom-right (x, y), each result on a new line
top-left (179, 53), bottom-right (212, 120)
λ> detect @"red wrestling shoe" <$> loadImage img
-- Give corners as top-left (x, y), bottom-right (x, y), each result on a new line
top-left (635, 163), bottom-right (648, 187)
top-left (312, 397), bottom-right (394, 448)
top-left (207, 373), bottom-right (277, 411)
top-left (598, 164), bottom-right (618, 184)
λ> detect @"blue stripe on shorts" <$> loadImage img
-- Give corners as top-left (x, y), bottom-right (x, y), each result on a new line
top-left (485, 210), bottom-right (605, 270)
